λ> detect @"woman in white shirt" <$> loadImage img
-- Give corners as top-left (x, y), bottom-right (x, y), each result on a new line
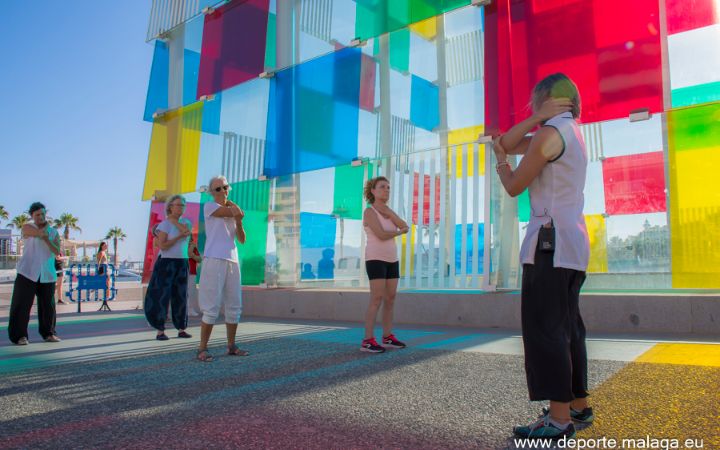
top-left (493, 74), bottom-right (592, 441)
top-left (143, 194), bottom-right (193, 341)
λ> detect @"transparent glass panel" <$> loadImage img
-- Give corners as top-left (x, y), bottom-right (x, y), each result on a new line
top-left (264, 47), bottom-right (362, 177)
top-left (669, 24), bottom-right (720, 107)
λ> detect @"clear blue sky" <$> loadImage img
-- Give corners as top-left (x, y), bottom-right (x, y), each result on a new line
top-left (0, 1), bottom-right (154, 260)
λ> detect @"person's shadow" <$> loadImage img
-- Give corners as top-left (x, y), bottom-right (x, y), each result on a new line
top-left (317, 248), bottom-right (335, 279)
top-left (301, 263), bottom-right (316, 280)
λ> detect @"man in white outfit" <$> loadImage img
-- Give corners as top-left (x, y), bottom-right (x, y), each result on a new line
top-left (196, 175), bottom-right (247, 362)
top-left (8, 202), bottom-right (62, 345)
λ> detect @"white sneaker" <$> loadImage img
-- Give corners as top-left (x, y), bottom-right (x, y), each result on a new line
top-left (16, 337), bottom-right (29, 345)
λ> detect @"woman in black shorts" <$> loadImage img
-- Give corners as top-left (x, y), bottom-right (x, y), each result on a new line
top-left (361, 176), bottom-right (409, 353)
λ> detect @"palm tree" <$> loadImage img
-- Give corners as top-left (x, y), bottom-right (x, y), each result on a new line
top-left (8, 214), bottom-right (30, 255)
top-left (105, 227), bottom-right (127, 267)
top-left (54, 213), bottom-right (82, 240)
top-left (0, 206), bottom-right (8, 226)
top-left (8, 214), bottom-right (30, 230)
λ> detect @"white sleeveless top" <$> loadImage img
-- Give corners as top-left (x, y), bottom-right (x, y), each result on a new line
top-left (16, 224), bottom-right (59, 283)
top-left (519, 112), bottom-right (590, 271)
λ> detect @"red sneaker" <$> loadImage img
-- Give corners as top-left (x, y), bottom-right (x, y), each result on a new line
top-left (382, 334), bottom-right (406, 349)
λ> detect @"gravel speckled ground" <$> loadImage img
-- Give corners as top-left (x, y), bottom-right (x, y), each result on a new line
top-left (0, 314), bottom-right (716, 449)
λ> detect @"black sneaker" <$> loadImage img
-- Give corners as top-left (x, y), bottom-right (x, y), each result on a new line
top-left (177, 331), bottom-right (192, 338)
top-left (513, 417), bottom-right (576, 440)
top-left (382, 334), bottom-right (406, 349)
top-left (156, 333), bottom-right (169, 341)
top-left (541, 406), bottom-right (594, 424)
top-left (360, 338), bottom-right (385, 353)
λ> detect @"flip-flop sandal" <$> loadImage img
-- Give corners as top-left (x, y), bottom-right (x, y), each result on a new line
top-left (227, 345), bottom-right (249, 356)
top-left (196, 349), bottom-right (214, 362)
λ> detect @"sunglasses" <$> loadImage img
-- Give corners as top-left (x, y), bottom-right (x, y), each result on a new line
top-left (214, 185), bottom-right (230, 193)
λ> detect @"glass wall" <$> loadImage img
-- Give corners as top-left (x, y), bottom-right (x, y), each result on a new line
top-left (141, 0), bottom-right (720, 291)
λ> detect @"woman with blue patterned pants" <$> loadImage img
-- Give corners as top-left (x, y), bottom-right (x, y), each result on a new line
top-left (144, 195), bottom-right (193, 341)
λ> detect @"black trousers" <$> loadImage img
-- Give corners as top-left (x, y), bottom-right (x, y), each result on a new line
top-left (521, 243), bottom-right (588, 403)
top-left (143, 258), bottom-right (188, 332)
top-left (8, 274), bottom-right (57, 343)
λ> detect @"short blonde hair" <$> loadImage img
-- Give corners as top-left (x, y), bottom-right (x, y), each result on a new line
top-left (165, 194), bottom-right (186, 215)
top-left (531, 73), bottom-right (581, 119)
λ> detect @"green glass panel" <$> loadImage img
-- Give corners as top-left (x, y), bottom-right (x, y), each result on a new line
top-left (229, 179), bottom-right (270, 285)
top-left (198, 180), bottom-right (270, 285)
top-left (373, 27), bottom-right (411, 73)
top-left (228, 179), bottom-right (271, 212)
top-left (333, 163), bottom-right (374, 220)
top-left (518, 189), bottom-right (531, 222)
top-left (237, 210), bottom-right (268, 285)
top-left (265, 13), bottom-right (276, 70)
top-left (671, 81), bottom-right (720, 108)
top-left (667, 101), bottom-right (720, 152)
top-left (355, 0), bottom-right (470, 41)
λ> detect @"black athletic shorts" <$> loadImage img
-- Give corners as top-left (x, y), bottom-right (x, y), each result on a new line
top-left (365, 260), bottom-right (400, 280)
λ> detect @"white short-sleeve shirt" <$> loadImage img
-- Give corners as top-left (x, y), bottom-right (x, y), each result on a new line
top-left (16, 224), bottom-right (59, 283)
top-left (156, 218), bottom-right (192, 259)
top-left (203, 202), bottom-right (238, 262)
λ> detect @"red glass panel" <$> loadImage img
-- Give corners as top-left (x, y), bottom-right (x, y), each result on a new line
top-left (411, 173), bottom-right (441, 225)
top-left (666, 0), bottom-right (719, 35)
top-left (484, 0), bottom-right (664, 134)
top-left (197, 0), bottom-right (270, 99)
top-left (602, 152), bottom-right (666, 215)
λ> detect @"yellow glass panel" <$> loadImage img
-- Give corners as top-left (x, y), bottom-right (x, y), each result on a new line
top-left (400, 224), bottom-right (416, 276)
top-left (584, 214), bottom-right (608, 273)
top-left (668, 103), bottom-right (720, 287)
top-left (142, 103), bottom-right (203, 201)
top-left (448, 124), bottom-right (485, 177)
top-left (409, 16), bottom-right (437, 40)
top-left (669, 146), bottom-right (720, 287)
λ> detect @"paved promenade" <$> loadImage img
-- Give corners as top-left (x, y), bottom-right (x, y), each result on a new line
top-left (0, 295), bottom-right (718, 449)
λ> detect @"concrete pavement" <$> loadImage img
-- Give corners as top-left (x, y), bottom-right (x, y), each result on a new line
top-left (0, 300), bottom-right (718, 449)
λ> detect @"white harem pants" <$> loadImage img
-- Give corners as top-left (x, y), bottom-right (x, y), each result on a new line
top-left (198, 257), bottom-right (242, 325)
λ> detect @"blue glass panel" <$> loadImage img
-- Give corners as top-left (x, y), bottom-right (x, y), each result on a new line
top-left (264, 47), bottom-right (361, 177)
top-left (183, 49), bottom-right (201, 106)
top-left (300, 212), bottom-right (337, 280)
top-left (143, 41), bottom-right (169, 122)
top-left (201, 92), bottom-right (221, 135)
top-left (455, 223), bottom-right (484, 274)
top-left (410, 75), bottom-right (439, 131)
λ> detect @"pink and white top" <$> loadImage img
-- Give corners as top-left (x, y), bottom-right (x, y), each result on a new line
top-left (364, 206), bottom-right (398, 263)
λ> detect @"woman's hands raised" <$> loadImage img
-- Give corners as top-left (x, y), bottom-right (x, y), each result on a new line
top-left (533, 98), bottom-right (573, 122)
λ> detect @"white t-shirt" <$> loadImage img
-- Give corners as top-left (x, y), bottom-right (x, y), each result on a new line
top-left (16, 224), bottom-right (59, 283)
top-left (203, 202), bottom-right (238, 262)
top-left (156, 218), bottom-right (192, 259)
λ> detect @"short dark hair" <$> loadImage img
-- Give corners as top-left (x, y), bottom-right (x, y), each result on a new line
top-left (28, 202), bottom-right (46, 215)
